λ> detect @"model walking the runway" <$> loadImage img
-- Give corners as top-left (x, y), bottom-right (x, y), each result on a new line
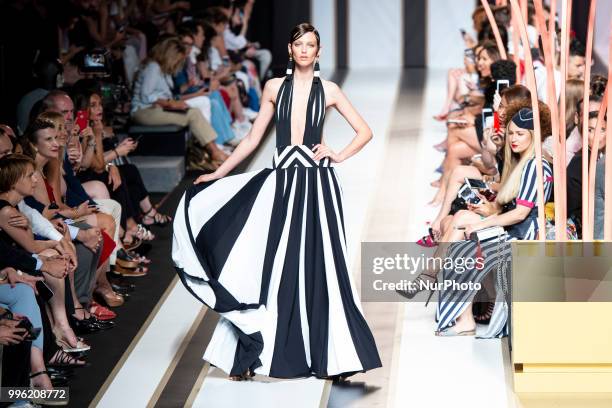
top-left (172, 23), bottom-right (382, 380)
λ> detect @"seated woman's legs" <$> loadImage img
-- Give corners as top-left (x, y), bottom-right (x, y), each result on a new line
top-left (82, 180), bottom-right (110, 200)
top-left (430, 141), bottom-right (477, 205)
top-left (436, 68), bottom-right (464, 119)
top-left (132, 107), bottom-right (228, 164)
top-left (431, 165), bottom-right (482, 234)
top-left (38, 249), bottom-right (80, 349)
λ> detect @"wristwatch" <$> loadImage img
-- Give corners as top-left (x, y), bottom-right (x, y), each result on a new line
top-left (88, 140), bottom-right (97, 148)
top-left (105, 162), bottom-right (115, 172)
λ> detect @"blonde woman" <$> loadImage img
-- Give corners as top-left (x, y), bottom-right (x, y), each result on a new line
top-left (131, 37), bottom-right (228, 168)
top-left (434, 104), bottom-right (553, 337)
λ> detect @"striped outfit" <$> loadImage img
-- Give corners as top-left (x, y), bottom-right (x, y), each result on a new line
top-left (172, 73), bottom-right (382, 378)
top-left (436, 158), bottom-right (553, 338)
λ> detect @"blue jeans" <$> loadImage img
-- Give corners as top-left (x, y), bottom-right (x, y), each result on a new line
top-left (0, 283), bottom-right (44, 350)
top-left (210, 91), bottom-right (235, 145)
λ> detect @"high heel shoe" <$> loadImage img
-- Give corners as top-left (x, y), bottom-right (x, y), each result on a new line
top-left (112, 264), bottom-right (148, 277)
top-left (95, 290), bottom-right (125, 307)
top-left (89, 301), bottom-right (117, 320)
top-left (396, 273), bottom-right (437, 307)
top-left (116, 248), bottom-right (140, 268)
top-left (55, 337), bottom-right (91, 353)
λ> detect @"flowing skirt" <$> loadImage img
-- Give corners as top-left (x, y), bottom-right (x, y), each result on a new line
top-left (172, 145), bottom-right (381, 378)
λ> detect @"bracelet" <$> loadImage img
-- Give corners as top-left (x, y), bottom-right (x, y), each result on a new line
top-left (88, 141), bottom-right (96, 148)
top-left (105, 162), bottom-right (115, 172)
top-left (113, 148), bottom-right (119, 158)
top-left (0, 270), bottom-right (8, 282)
top-left (72, 207), bottom-right (78, 219)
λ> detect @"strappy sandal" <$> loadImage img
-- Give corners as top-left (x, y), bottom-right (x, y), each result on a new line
top-left (142, 206), bottom-right (172, 227)
top-left (122, 232), bottom-right (142, 251)
top-left (134, 224), bottom-right (155, 241)
top-left (474, 302), bottom-right (495, 324)
top-left (29, 371), bottom-right (69, 406)
top-left (396, 273), bottom-right (437, 306)
top-left (55, 337), bottom-right (91, 353)
top-left (435, 326), bottom-right (476, 336)
top-left (47, 349), bottom-right (89, 368)
top-left (89, 301), bottom-right (117, 320)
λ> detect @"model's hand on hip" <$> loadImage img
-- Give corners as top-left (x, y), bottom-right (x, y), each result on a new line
top-left (312, 144), bottom-right (342, 163)
top-left (194, 172), bottom-right (222, 185)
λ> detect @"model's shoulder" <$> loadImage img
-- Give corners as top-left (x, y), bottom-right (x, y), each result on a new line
top-left (263, 77), bottom-right (285, 94)
top-left (321, 79), bottom-right (340, 93)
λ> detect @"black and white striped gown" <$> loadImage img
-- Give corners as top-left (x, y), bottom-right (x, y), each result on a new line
top-left (172, 73), bottom-right (382, 378)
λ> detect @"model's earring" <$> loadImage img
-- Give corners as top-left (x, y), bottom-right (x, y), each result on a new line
top-left (314, 56), bottom-right (320, 77)
top-left (286, 53), bottom-right (294, 75)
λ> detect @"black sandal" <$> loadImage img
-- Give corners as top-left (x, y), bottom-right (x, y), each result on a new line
top-left (142, 206), bottom-right (172, 227)
top-left (474, 302), bottom-right (495, 324)
top-left (47, 349), bottom-right (90, 368)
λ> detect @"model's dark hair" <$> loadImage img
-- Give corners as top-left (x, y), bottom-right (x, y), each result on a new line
top-left (289, 23), bottom-right (320, 48)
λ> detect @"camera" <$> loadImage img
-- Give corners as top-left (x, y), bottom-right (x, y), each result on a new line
top-left (79, 48), bottom-right (112, 76)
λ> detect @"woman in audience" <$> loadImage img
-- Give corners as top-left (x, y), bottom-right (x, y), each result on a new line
top-left (406, 103), bottom-right (553, 337)
top-left (131, 36), bottom-right (229, 170)
top-left (422, 85), bottom-right (532, 244)
top-left (0, 154), bottom-right (90, 365)
top-left (175, 26), bottom-right (238, 149)
top-left (74, 88), bottom-right (171, 240)
top-left (21, 118), bottom-right (135, 313)
top-left (202, 13), bottom-right (255, 131)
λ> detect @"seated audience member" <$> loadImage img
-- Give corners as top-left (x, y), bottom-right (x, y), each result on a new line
top-left (0, 155), bottom-right (90, 374)
top-left (403, 103), bottom-right (553, 338)
top-left (566, 95), bottom-right (607, 238)
top-left (423, 85), bottom-right (532, 243)
top-left (175, 24), bottom-right (239, 148)
top-left (74, 87), bottom-right (172, 229)
top-left (568, 38), bottom-right (587, 81)
top-left (131, 36), bottom-right (229, 170)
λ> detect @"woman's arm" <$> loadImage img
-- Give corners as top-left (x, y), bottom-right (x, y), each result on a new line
top-left (194, 79), bottom-right (278, 183)
top-left (313, 82), bottom-right (372, 162)
top-left (0, 207), bottom-right (57, 254)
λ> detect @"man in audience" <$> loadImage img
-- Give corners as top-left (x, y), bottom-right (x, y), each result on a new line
top-left (568, 38), bottom-right (587, 81)
top-left (566, 95), bottom-right (606, 237)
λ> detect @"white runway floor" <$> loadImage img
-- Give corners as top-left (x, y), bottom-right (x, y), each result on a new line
top-left (94, 68), bottom-right (513, 408)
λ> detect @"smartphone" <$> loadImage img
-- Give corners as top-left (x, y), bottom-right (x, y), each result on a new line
top-left (496, 79), bottom-right (510, 94)
top-left (466, 178), bottom-right (487, 190)
top-left (485, 115), bottom-right (494, 129)
top-left (48, 202), bottom-right (59, 210)
top-left (493, 111), bottom-right (501, 132)
top-left (481, 108), bottom-right (493, 129)
top-left (132, 134), bottom-right (143, 143)
top-left (36, 281), bottom-right (54, 302)
top-left (75, 109), bottom-right (89, 132)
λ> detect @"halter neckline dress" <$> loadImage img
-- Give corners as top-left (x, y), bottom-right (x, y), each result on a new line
top-left (172, 73), bottom-right (382, 378)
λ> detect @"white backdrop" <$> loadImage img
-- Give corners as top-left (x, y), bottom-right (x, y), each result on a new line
top-left (349, 0), bottom-right (403, 68)
top-left (311, 0), bottom-right (336, 70)
top-left (427, 0), bottom-right (474, 69)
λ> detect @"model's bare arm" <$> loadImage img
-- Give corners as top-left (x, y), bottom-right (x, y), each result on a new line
top-left (313, 82), bottom-right (372, 162)
top-left (194, 79), bottom-right (281, 184)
